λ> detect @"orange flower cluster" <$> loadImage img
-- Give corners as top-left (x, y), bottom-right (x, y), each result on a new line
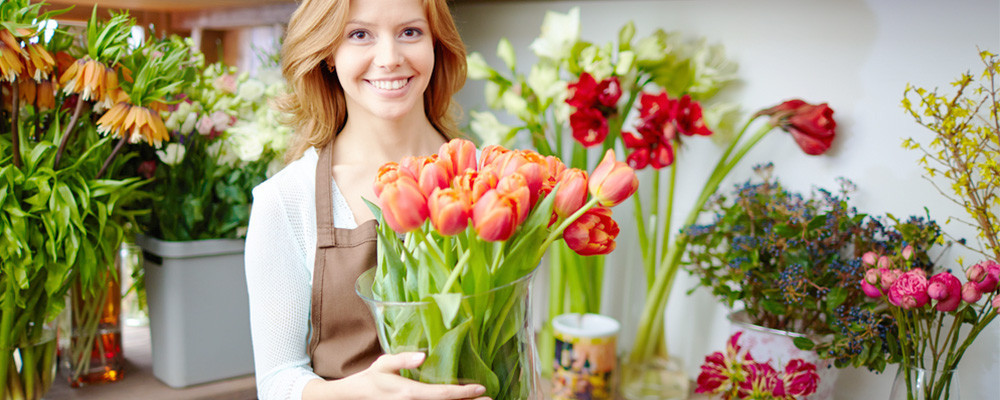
top-left (0, 28), bottom-right (60, 111)
top-left (96, 102), bottom-right (169, 146)
top-left (374, 139), bottom-right (638, 255)
top-left (59, 57), bottom-right (126, 109)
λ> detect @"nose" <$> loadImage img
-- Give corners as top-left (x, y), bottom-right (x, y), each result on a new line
top-left (373, 39), bottom-right (402, 70)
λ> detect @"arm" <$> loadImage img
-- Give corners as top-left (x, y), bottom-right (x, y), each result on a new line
top-left (302, 353), bottom-right (489, 400)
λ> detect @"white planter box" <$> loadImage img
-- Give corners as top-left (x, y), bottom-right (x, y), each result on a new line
top-left (136, 235), bottom-right (254, 388)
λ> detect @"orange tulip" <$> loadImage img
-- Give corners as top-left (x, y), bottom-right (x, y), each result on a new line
top-left (454, 166), bottom-right (498, 203)
top-left (472, 189), bottom-right (521, 242)
top-left (563, 207), bottom-right (619, 256)
top-left (479, 144), bottom-right (510, 170)
top-left (496, 173), bottom-right (531, 225)
top-left (588, 149), bottom-right (638, 207)
top-left (378, 175), bottom-right (429, 233)
top-left (542, 155), bottom-right (567, 195)
top-left (418, 158), bottom-right (452, 198)
top-left (428, 187), bottom-right (471, 236)
top-left (374, 162), bottom-right (404, 197)
top-left (439, 138), bottom-right (478, 176)
top-left (553, 169), bottom-right (588, 218)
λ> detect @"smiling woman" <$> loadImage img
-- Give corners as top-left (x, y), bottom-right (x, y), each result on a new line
top-left (243, 0), bottom-right (488, 400)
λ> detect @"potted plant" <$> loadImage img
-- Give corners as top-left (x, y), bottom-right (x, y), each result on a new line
top-left (682, 165), bottom-right (922, 399)
top-left (1, 1), bottom-right (187, 395)
top-left (132, 43), bottom-right (290, 388)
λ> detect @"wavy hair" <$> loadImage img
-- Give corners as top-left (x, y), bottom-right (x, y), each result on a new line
top-left (278, 0), bottom-right (467, 163)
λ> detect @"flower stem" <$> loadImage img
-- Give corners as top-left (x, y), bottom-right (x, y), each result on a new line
top-left (535, 197), bottom-right (601, 261)
top-left (96, 137), bottom-right (127, 179)
top-left (54, 98), bottom-right (85, 169)
top-left (10, 82), bottom-right (21, 168)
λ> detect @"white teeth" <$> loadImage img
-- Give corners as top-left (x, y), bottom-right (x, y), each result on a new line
top-left (371, 79), bottom-right (408, 90)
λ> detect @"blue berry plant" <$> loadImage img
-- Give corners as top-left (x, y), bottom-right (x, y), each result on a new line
top-left (682, 163), bottom-right (920, 372)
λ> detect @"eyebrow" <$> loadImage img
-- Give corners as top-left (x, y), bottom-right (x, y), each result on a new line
top-left (346, 18), bottom-right (428, 27)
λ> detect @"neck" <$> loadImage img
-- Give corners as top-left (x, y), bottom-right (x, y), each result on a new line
top-left (333, 114), bottom-right (445, 166)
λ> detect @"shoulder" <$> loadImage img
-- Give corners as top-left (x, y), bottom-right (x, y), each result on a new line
top-left (252, 147), bottom-right (319, 201)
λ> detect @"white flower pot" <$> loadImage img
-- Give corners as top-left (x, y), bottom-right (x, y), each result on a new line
top-left (136, 235), bottom-right (254, 388)
top-left (729, 311), bottom-right (839, 400)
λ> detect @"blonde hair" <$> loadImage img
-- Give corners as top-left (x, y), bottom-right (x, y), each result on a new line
top-left (279, 0), bottom-right (467, 163)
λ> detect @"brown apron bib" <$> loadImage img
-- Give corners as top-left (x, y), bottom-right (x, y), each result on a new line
top-left (307, 143), bottom-right (382, 379)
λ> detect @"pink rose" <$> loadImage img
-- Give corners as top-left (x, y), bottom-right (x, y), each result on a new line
top-left (962, 281), bottom-right (983, 304)
top-left (902, 245), bottom-right (914, 260)
top-left (971, 260), bottom-right (1000, 293)
top-left (196, 114), bottom-right (214, 136)
top-left (862, 251), bottom-right (878, 266)
top-left (878, 256), bottom-right (892, 269)
top-left (214, 74), bottom-right (238, 94)
top-left (783, 359), bottom-right (820, 397)
top-left (888, 270), bottom-right (930, 309)
top-left (927, 272), bottom-right (962, 312)
top-left (880, 268), bottom-right (902, 291)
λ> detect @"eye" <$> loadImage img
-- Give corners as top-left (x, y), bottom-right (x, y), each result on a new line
top-left (348, 29), bottom-right (370, 41)
top-left (400, 28), bottom-right (423, 39)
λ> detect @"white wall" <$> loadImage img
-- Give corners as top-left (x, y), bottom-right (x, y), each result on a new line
top-left (452, 1), bottom-right (1000, 398)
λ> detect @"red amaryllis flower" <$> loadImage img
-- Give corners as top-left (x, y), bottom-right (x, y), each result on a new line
top-left (428, 188), bottom-right (471, 236)
top-left (674, 94), bottom-right (712, 136)
top-left (377, 175), bottom-right (429, 233)
top-left (596, 76), bottom-right (622, 108)
top-left (758, 99), bottom-right (837, 155)
top-left (622, 130), bottom-right (675, 169)
top-left (570, 107), bottom-right (609, 147)
top-left (563, 207), bottom-right (619, 256)
top-left (588, 149), bottom-right (638, 207)
top-left (566, 72), bottom-right (600, 109)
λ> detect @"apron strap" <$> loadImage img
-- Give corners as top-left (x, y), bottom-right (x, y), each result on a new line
top-left (316, 144), bottom-right (338, 248)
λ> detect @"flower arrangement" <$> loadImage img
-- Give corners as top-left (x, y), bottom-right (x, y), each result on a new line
top-left (138, 45), bottom-right (289, 241)
top-left (361, 138), bottom-right (637, 399)
top-left (465, 8), bottom-right (840, 374)
top-left (0, 2), bottom-right (190, 396)
top-left (683, 166), bottom-right (944, 373)
top-left (695, 332), bottom-right (820, 400)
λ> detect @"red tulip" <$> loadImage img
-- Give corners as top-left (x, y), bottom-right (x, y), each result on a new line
top-left (563, 207), bottom-right (619, 256)
top-left (438, 138), bottom-right (478, 176)
top-left (428, 188), bottom-right (471, 236)
top-left (473, 189), bottom-right (521, 242)
top-left (378, 175), bottom-right (428, 233)
top-left (758, 99), bottom-right (837, 155)
top-left (553, 169), bottom-right (588, 218)
top-left (588, 149), bottom-right (638, 207)
top-left (496, 173), bottom-right (532, 225)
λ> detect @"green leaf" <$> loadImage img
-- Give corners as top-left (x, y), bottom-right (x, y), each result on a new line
top-left (792, 336), bottom-right (815, 351)
top-left (773, 223), bottom-right (798, 238)
top-left (459, 326), bottom-right (500, 397)
top-left (825, 287), bottom-right (848, 312)
top-left (430, 293), bottom-right (462, 330)
top-left (420, 319), bottom-right (470, 385)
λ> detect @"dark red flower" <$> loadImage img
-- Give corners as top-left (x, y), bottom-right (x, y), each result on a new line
top-left (783, 359), bottom-right (819, 397)
top-left (596, 76), bottom-right (622, 108)
top-left (566, 72), bottom-right (599, 109)
top-left (570, 107), bottom-right (609, 147)
top-left (674, 94), bottom-right (712, 136)
top-left (758, 99), bottom-right (837, 155)
top-left (138, 160), bottom-right (157, 179)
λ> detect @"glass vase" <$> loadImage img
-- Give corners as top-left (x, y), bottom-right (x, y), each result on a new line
top-left (356, 268), bottom-right (541, 400)
top-left (57, 258), bottom-right (125, 387)
top-left (2, 322), bottom-right (57, 400)
top-left (889, 366), bottom-right (960, 400)
top-left (619, 354), bottom-right (689, 400)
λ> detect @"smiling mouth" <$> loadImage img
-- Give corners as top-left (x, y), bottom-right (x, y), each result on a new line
top-left (367, 78), bottom-right (411, 91)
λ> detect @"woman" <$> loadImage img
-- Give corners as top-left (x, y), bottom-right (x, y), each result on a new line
top-left (244, 0), bottom-right (488, 399)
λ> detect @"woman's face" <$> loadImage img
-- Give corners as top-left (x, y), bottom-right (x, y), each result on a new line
top-left (333, 0), bottom-right (435, 123)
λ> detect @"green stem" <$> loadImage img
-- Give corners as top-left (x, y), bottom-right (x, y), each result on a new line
top-left (632, 181), bottom-right (651, 285)
top-left (96, 137), bottom-right (127, 179)
top-left (648, 168), bottom-right (661, 290)
top-left (659, 161), bottom-right (678, 274)
top-left (440, 249), bottom-right (472, 293)
top-left (10, 82), bottom-right (21, 168)
top-left (54, 98), bottom-right (86, 169)
top-left (0, 279), bottom-right (16, 398)
top-left (629, 118), bottom-right (774, 363)
top-left (535, 197), bottom-right (601, 261)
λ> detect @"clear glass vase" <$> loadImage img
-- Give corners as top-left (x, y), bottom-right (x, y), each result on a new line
top-left (357, 268), bottom-right (540, 400)
top-left (57, 258), bottom-right (124, 387)
top-left (620, 354), bottom-right (689, 400)
top-left (2, 322), bottom-right (57, 400)
top-left (889, 366), bottom-right (960, 400)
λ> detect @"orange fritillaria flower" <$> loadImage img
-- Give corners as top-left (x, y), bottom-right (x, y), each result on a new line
top-left (36, 79), bottom-right (55, 110)
top-left (0, 30), bottom-right (24, 82)
top-left (97, 102), bottom-right (170, 146)
top-left (59, 57), bottom-right (120, 107)
top-left (23, 43), bottom-right (55, 82)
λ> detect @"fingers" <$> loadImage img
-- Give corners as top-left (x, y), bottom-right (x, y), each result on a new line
top-left (370, 352), bottom-right (426, 373)
top-left (408, 383), bottom-right (487, 400)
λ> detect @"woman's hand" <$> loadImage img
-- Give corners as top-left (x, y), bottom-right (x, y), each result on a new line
top-left (303, 352), bottom-right (491, 400)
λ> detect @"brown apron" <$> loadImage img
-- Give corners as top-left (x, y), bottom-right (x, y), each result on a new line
top-left (307, 143), bottom-right (382, 379)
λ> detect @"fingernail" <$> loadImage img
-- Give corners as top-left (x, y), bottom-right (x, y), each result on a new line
top-left (474, 385), bottom-right (486, 395)
top-left (410, 352), bottom-right (425, 364)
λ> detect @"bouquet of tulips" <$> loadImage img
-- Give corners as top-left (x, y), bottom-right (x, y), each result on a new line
top-left (360, 138), bottom-right (637, 399)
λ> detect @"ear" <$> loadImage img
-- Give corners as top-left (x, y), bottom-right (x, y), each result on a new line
top-left (324, 58), bottom-right (335, 73)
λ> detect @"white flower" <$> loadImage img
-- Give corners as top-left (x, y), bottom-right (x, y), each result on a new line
top-left (497, 38), bottom-right (516, 71)
top-left (156, 143), bottom-right (186, 166)
top-left (526, 63), bottom-right (565, 105)
top-left (470, 110), bottom-right (515, 146)
top-left (702, 102), bottom-right (742, 146)
top-left (233, 134), bottom-right (265, 163)
top-left (500, 89), bottom-right (530, 120)
top-left (485, 81), bottom-right (505, 109)
top-left (466, 52), bottom-right (494, 80)
top-left (553, 90), bottom-right (571, 126)
top-left (180, 111), bottom-right (198, 134)
top-left (634, 30), bottom-right (672, 66)
top-left (615, 50), bottom-right (636, 76)
top-left (688, 40), bottom-right (738, 99)
top-left (529, 7), bottom-right (580, 63)
top-left (579, 44), bottom-right (614, 81)
top-left (238, 79), bottom-right (266, 103)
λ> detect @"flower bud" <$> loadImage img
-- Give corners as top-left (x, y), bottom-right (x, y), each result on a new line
top-left (428, 188), bottom-right (471, 236)
top-left (860, 252), bottom-right (877, 267)
top-left (466, 52), bottom-right (493, 80)
top-left (877, 256), bottom-right (892, 269)
top-left (497, 37), bottom-right (517, 71)
top-left (993, 294), bottom-right (1000, 311)
top-left (553, 169), bottom-right (588, 218)
top-left (961, 281), bottom-right (982, 304)
top-left (563, 207), bottom-right (619, 256)
top-left (438, 138), bottom-right (478, 176)
top-left (972, 260), bottom-right (1000, 293)
top-left (588, 149), bottom-right (638, 207)
top-left (902, 245), bottom-right (914, 260)
top-left (967, 263), bottom-right (986, 283)
top-left (861, 278), bottom-right (882, 299)
top-left (378, 175), bottom-right (428, 233)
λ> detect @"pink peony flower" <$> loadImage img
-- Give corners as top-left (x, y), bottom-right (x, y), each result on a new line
top-left (967, 263), bottom-right (987, 283)
top-left (862, 251), bottom-right (878, 266)
top-left (927, 272), bottom-right (962, 312)
top-left (971, 260), bottom-right (1000, 293)
top-left (880, 268), bottom-right (903, 291)
top-left (783, 359), bottom-right (820, 397)
top-left (962, 281), bottom-right (983, 304)
top-left (888, 270), bottom-right (930, 309)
